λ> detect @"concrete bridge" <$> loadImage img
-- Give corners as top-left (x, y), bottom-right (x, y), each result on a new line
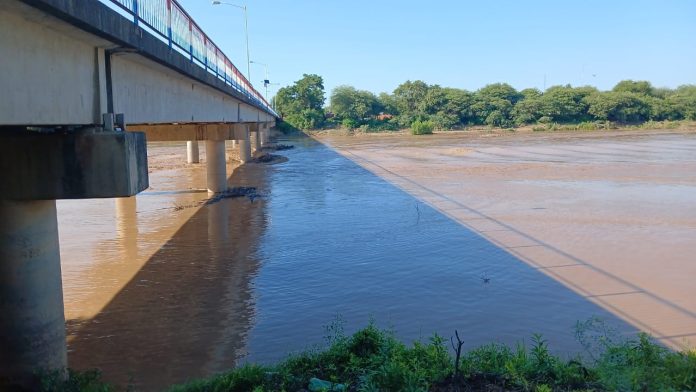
top-left (0, 0), bottom-right (278, 386)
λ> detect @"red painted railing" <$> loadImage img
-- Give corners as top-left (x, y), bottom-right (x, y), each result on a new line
top-left (102, 0), bottom-right (277, 117)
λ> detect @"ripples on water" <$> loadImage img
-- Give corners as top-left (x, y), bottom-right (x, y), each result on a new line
top-left (244, 137), bottom-right (638, 364)
top-left (58, 134), bottom-right (696, 389)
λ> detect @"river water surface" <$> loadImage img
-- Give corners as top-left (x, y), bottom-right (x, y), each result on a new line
top-left (58, 131), bottom-right (696, 389)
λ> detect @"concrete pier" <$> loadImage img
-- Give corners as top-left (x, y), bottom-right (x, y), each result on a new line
top-left (0, 130), bottom-right (148, 387)
top-left (206, 140), bottom-right (227, 193)
top-left (0, 199), bottom-right (67, 387)
top-left (260, 127), bottom-right (270, 147)
top-left (187, 141), bottom-right (200, 163)
top-left (253, 131), bottom-right (261, 152)
top-left (239, 127), bottom-right (252, 164)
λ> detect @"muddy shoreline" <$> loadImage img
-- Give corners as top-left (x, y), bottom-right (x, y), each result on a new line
top-left (310, 125), bottom-right (696, 143)
top-left (316, 129), bottom-right (696, 350)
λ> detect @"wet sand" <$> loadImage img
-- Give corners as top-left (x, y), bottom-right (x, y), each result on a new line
top-left (318, 130), bottom-right (696, 350)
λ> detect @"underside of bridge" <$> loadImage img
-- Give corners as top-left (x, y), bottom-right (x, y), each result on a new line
top-left (0, 0), bottom-right (277, 387)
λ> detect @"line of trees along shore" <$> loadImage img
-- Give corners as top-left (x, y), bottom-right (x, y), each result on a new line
top-left (273, 74), bottom-right (696, 132)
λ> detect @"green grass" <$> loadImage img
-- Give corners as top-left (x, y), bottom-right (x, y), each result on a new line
top-left (37, 322), bottom-right (696, 391)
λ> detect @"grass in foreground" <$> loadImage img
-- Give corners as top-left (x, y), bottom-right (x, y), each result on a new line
top-left (43, 322), bottom-right (696, 391)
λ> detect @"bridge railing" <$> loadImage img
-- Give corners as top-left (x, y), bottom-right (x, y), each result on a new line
top-left (101, 0), bottom-right (278, 118)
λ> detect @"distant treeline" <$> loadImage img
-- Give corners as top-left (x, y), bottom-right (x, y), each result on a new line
top-left (273, 75), bottom-right (696, 132)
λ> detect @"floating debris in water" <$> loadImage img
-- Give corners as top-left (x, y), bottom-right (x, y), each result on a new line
top-left (206, 187), bottom-right (260, 204)
top-left (261, 144), bottom-right (294, 151)
top-left (170, 187), bottom-right (262, 210)
top-left (251, 153), bottom-right (287, 164)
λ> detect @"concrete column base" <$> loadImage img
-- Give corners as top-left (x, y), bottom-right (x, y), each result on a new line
top-left (187, 140), bottom-right (200, 163)
top-left (0, 199), bottom-right (67, 389)
top-left (239, 127), bottom-right (252, 164)
top-left (206, 140), bottom-right (227, 193)
top-left (253, 131), bottom-right (261, 152)
top-left (260, 128), bottom-right (270, 146)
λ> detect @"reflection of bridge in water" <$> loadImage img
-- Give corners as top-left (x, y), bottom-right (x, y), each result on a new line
top-left (63, 162), bottom-right (269, 390)
top-left (0, 0), bottom-right (277, 387)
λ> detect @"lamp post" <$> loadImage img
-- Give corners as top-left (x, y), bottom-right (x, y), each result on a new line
top-left (211, 1), bottom-right (251, 82)
top-left (250, 60), bottom-right (269, 101)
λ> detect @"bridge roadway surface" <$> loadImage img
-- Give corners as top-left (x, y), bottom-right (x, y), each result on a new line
top-left (0, 0), bottom-right (278, 387)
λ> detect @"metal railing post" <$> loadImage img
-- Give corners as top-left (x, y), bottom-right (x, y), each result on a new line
top-left (104, 0), bottom-right (276, 115)
top-left (132, 0), bottom-right (139, 25)
top-left (166, 0), bottom-right (172, 49)
top-left (203, 37), bottom-right (208, 69)
top-left (189, 20), bottom-right (193, 62)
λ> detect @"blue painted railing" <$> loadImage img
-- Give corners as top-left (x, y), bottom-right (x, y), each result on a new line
top-left (102, 0), bottom-right (277, 117)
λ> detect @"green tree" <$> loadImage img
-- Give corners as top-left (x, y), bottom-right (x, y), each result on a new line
top-left (392, 80), bottom-right (430, 126)
top-left (330, 86), bottom-right (380, 126)
top-left (512, 97), bottom-right (543, 125)
top-left (393, 80), bottom-right (429, 114)
top-left (520, 88), bottom-right (542, 100)
top-left (666, 85), bottom-right (696, 120)
top-left (613, 80), bottom-right (656, 96)
top-left (471, 83), bottom-right (521, 127)
top-left (275, 74), bottom-right (326, 130)
top-left (442, 88), bottom-right (475, 125)
top-left (378, 92), bottom-right (398, 115)
top-left (585, 91), bottom-right (652, 123)
top-left (539, 85), bottom-right (594, 123)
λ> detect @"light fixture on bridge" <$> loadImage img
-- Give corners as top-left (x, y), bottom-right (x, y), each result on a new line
top-left (211, 1), bottom-right (251, 82)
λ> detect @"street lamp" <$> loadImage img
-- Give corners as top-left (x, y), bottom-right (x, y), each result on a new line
top-left (211, 1), bottom-right (251, 82)
top-left (250, 60), bottom-right (269, 100)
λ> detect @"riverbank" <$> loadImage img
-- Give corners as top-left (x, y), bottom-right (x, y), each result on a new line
top-left (306, 120), bottom-right (696, 140)
top-left (53, 132), bottom-right (696, 389)
top-left (43, 324), bottom-right (696, 391)
top-left (316, 131), bottom-right (696, 352)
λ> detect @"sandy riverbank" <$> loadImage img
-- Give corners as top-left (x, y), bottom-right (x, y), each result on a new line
top-left (316, 129), bottom-right (696, 350)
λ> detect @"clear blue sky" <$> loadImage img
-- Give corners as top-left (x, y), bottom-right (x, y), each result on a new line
top-left (178, 0), bottom-right (696, 99)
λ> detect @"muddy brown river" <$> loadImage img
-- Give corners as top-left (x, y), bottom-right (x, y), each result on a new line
top-left (58, 131), bottom-right (696, 389)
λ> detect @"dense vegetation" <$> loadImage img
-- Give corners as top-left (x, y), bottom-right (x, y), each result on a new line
top-left (274, 74), bottom-right (327, 131)
top-left (43, 322), bottom-right (696, 391)
top-left (274, 76), bottom-right (696, 133)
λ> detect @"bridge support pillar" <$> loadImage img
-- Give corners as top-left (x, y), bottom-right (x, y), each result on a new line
top-left (206, 140), bottom-right (227, 193)
top-left (250, 124), bottom-right (261, 153)
top-left (187, 140), bottom-right (200, 163)
top-left (239, 126), bottom-right (252, 164)
top-left (261, 126), bottom-right (270, 146)
top-left (0, 130), bottom-right (148, 388)
top-left (0, 199), bottom-right (67, 388)
top-left (253, 131), bottom-right (261, 152)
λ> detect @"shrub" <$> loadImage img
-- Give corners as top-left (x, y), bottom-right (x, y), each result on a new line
top-left (341, 118), bottom-right (359, 130)
top-left (577, 121), bottom-right (598, 130)
top-left (39, 323), bottom-right (696, 392)
top-left (274, 120), bottom-right (301, 134)
top-left (431, 112), bottom-right (460, 130)
top-left (411, 119), bottom-right (434, 135)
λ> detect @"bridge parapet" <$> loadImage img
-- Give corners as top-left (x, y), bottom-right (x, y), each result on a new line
top-left (0, 0), bottom-right (277, 126)
top-left (102, 0), bottom-right (276, 116)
